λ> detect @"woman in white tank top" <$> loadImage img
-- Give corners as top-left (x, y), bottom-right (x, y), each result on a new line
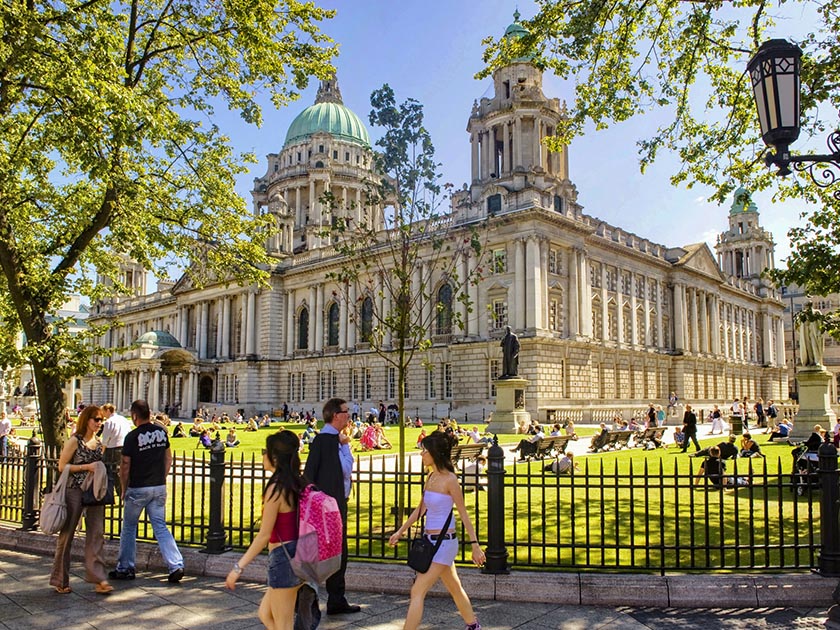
top-left (389, 431), bottom-right (485, 630)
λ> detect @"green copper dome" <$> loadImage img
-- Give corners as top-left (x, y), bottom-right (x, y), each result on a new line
top-left (136, 330), bottom-right (181, 348)
top-left (283, 77), bottom-right (370, 148)
top-left (502, 10), bottom-right (535, 62)
top-left (730, 186), bottom-right (758, 215)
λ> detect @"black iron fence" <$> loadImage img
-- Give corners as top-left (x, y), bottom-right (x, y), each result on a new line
top-left (0, 437), bottom-right (833, 574)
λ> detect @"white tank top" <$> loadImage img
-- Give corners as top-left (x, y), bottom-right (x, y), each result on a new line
top-left (424, 490), bottom-right (454, 531)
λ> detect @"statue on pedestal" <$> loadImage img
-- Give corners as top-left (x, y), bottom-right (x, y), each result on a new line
top-left (797, 302), bottom-right (825, 367)
top-left (500, 326), bottom-right (520, 378)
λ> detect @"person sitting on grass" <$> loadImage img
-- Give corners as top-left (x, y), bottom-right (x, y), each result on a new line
top-left (416, 429), bottom-right (427, 449)
top-left (695, 445), bottom-right (726, 488)
top-left (300, 423), bottom-right (318, 448)
top-left (360, 424), bottom-right (379, 450)
top-left (225, 428), bottom-right (240, 448)
top-left (768, 419), bottom-right (793, 442)
top-left (375, 423), bottom-right (392, 449)
top-left (197, 429), bottom-right (212, 449)
top-left (465, 426), bottom-right (492, 444)
top-left (673, 426), bottom-right (685, 449)
top-left (543, 451), bottom-right (578, 475)
top-left (739, 433), bottom-right (765, 458)
top-left (172, 422), bottom-right (187, 438)
top-left (693, 435), bottom-right (738, 460)
top-left (246, 416), bottom-right (259, 432)
top-left (189, 418), bottom-right (204, 437)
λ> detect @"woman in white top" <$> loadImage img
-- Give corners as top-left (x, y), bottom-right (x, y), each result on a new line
top-left (389, 431), bottom-right (486, 630)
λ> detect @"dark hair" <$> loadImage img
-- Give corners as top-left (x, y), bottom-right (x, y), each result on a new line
top-left (75, 405), bottom-right (101, 438)
top-left (265, 430), bottom-right (307, 507)
top-left (130, 399), bottom-right (150, 421)
top-left (421, 430), bottom-right (457, 473)
top-left (323, 397), bottom-right (346, 424)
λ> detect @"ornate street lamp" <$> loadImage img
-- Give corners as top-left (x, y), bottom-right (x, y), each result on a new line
top-left (748, 39), bottom-right (840, 189)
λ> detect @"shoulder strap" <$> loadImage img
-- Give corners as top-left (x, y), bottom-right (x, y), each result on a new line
top-left (427, 510), bottom-right (454, 554)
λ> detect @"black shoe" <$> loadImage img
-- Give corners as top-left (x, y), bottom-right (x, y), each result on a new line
top-left (108, 568), bottom-right (135, 580)
top-left (167, 568), bottom-right (184, 583)
top-left (327, 603), bottom-right (361, 615)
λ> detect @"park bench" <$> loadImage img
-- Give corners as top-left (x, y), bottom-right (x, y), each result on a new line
top-left (594, 430), bottom-right (635, 452)
top-left (529, 435), bottom-right (573, 460)
top-left (634, 427), bottom-right (667, 449)
top-left (450, 443), bottom-right (486, 466)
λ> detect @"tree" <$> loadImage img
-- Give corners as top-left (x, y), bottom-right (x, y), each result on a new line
top-left (324, 84), bottom-right (485, 518)
top-left (480, 1), bottom-right (840, 329)
top-left (0, 1), bottom-right (337, 446)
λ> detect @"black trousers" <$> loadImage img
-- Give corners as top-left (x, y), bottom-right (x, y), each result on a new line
top-left (325, 501), bottom-right (350, 609)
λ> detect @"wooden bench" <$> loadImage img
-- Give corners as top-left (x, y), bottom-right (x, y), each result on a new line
top-left (634, 427), bottom-right (667, 449)
top-left (593, 430), bottom-right (635, 452)
top-left (450, 443), bottom-right (486, 466)
top-left (530, 435), bottom-right (573, 460)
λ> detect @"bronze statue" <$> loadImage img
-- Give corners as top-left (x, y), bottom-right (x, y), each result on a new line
top-left (500, 326), bottom-right (520, 378)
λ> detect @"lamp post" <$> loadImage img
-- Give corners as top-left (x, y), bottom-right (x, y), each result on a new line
top-left (748, 39), bottom-right (840, 192)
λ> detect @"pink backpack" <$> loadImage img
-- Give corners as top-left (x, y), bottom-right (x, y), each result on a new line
top-left (291, 484), bottom-right (343, 583)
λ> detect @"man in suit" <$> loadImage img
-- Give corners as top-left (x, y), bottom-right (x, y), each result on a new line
top-left (681, 404), bottom-right (700, 453)
top-left (303, 398), bottom-right (360, 615)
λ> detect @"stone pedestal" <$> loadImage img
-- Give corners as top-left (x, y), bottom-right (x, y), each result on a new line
top-left (790, 366), bottom-right (836, 440)
top-left (487, 378), bottom-right (531, 434)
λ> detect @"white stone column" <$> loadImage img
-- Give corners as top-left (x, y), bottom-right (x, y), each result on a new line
top-left (514, 239), bottom-right (525, 330)
top-left (514, 117), bottom-right (522, 170)
top-left (673, 284), bottom-right (685, 352)
top-left (540, 239), bottom-right (549, 330)
top-left (699, 292), bottom-right (708, 354)
top-left (457, 254), bottom-right (468, 336)
top-left (246, 290), bottom-right (256, 355)
top-left (222, 297), bottom-right (231, 358)
top-left (762, 312), bottom-right (773, 366)
top-left (179, 307), bottom-right (188, 349)
top-left (616, 292), bottom-right (625, 345)
top-left (630, 275), bottom-right (638, 345)
top-left (711, 296), bottom-right (721, 356)
top-left (199, 301), bottom-right (208, 359)
top-left (525, 236), bottom-right (539, 329)
top-left (655, 284), bottom-right (664, 349)
top-left (579, 250), bottom-right (592, 337)
top-left (601, 264), bottom-right (608, 340)
top-left (286, 291), bottom-right (295, 355)
top-left (643, 280), bottom-right (651, 346)
top-left (214, 305), bottom-right (223, 358)
top-left (690, 288), bottom-right (700, 353)
top-left (481, 130), bottom-right (490, 179)
top-left (315, 284), bottom-right (324, 352)
top-left (468, 256), bottom-right (479, 337)
top-left (775, 317), bottom-right (786, 368)
top-left (308, 285), bottom-right (317, 352)
top-left (340, 289), bottom-right (348, 351)
top-left (568, 249), bottom-right (579, 336)
top-left (503, 122), bottom-right (511, 174)
top-left (149, 370), bottom-right (159, 411)
top-left (471, 133), bottom-right (479, 182)
top-left (347, 283), bottom-right (357, 347)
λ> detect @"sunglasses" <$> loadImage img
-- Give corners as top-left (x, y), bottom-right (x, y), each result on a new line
top-left (92, 417), bottom-right (104, 423)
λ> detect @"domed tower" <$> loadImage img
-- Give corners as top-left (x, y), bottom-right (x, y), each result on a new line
top-left (456, 11), bottom-right (577, 222)
top-left (716, 187), bottom-right (776, 292)
top-left (252, 76), bottom-right (379, 254)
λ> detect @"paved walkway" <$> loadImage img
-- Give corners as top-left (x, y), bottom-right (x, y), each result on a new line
top-left (0, 549), bottom-right (830, 629)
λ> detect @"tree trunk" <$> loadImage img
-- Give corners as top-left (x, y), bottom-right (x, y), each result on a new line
top-left (26, 321), bottom-right (68, 448)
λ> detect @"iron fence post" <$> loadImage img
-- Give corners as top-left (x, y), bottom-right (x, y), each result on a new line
top-left (21, 436), bottom-right (41, 531)
top-left (482, 435), bottom-right (509, 574)
top-left (202, 440), bottom-right (230, 554)
top-left (818, 440), bottom-right (840, 576)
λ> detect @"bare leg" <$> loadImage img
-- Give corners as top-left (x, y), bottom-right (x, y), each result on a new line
top-left (267, 584), bottom-right (302, 630)
top-left (404, 563), bottom-right (447, 630)
top-left (438, 564), bottom-right (478, 625)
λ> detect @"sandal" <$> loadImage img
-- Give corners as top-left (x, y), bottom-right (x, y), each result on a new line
top-left (95, 582), bottom-right (114, 594)
top-left (54, 586), bottom-right (72, 594)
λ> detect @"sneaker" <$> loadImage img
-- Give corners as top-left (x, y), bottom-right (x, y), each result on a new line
top-left (167, 568), bottom-right (184, 583)
top-left (466, 621), bottom-right (481, 630)
top-left (108, 568), bottom-right (135, 580)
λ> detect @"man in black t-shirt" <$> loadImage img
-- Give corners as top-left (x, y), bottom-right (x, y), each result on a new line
top-left (109, 400), bottom-right (184, 583)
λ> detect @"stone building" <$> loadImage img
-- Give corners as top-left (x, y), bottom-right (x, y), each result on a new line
top-left (84, 14), bottom-right (787, 422)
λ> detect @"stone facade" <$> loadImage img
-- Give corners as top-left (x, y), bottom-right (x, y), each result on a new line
top-left (83, 14), bottom-right (787, 422)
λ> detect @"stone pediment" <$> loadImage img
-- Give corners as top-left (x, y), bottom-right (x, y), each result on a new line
top-left (673, 243), bottom-right (724, 280)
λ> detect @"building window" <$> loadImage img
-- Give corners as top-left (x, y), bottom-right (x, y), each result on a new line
top-left (388, 367), bottom-right (396, 399)
top-left (648, 280), bottom-right (658, 302)
top-left (427, 367), bottom-right (436, 399)
top-left (360, 296), bottom-right (374, 342)
top-left (636, 276), bottom-right (645, 299)
top-left (352, 369), bottom-right (360, 400)
top-left (364, 368), bottom-right (372, 399)
top-left (297, 307), bottom-right (309, 350)
top-left (606, 267), bottom-right (618, 292)
top-left (288, 373), bottom-right (294, 402)
top-left (592, 295), bottom-right (603, 340)
top-left (487, 194), bottom-right (501, 214)
top-left (300, 372), bottom-right (306, 400)
top-left (345, 152), bottom-right (350, 161)
top-left (319, 370), bottom-right (327, 400)
top-left (319, 144), bottom-right (324, 153)
top-left (492, 249), bottom-right (507, 274)
top-left (608, 300), bottom-right (618, 341)
top-left (549, 296), bottom-right (563, 333)
top-left (333, 150), bottom-right (338, 159)
top-left (331, 370), bottom-right (337, 398)
top-left (636, 305), bottom-right (646, 345)
top-left (621, 271), bottom-right (631, 296)
top-left (492, 299), bottom-right (508, 329)
top-left (622, 304), bottom-right (632, 343)
top-left (443, 363), bottom-right (452, 399)
top-left (436, 284), bottom-right (453, 335)
top-left (489, 359), bottom-right (499, 397)
top-left (650, 310), bottom-right (659, 346)
top-left (590, 261), bottom-right (601, 288)
top-left (327, 303), bottom-right (340, 346)
top-left (553, 195), bottom-right (564, 213)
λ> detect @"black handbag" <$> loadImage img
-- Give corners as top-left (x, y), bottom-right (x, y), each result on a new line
top-left (82, 473), bottom-right (115, 507)
top-left (407, 511), bottom-right (453, 573)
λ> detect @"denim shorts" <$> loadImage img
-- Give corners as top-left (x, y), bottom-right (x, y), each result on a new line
top-left (267, 541), bottom-right (302, 589)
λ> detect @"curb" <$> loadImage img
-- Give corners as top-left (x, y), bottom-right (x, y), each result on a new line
top-left (2, 526), bottom-right (835, 608)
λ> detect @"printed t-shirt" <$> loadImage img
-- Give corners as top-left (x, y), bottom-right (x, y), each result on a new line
top-left (123, 422), bottom-right (170, 488)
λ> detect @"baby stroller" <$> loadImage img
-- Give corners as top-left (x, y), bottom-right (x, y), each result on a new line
top-left (791, 443), bottom-right (821, 496)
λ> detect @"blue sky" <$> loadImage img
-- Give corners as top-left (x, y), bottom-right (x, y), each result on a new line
top-left (216, 0), bottom-right (819, 273)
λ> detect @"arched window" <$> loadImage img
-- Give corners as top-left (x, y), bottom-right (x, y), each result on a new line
top-left (328, 303), bottom-right (340, 347)
top-left (360, 297), bottom-right (373, 341)
top-left (298, 307), bottom-right (309, 350)
top-left (436, 284), bottom-right (453, 335)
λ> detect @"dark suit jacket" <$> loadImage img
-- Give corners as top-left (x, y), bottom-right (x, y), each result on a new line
top-left (303, 431), bottom-right (347, 509)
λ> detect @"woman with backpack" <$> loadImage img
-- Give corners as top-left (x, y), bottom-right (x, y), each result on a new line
top-left (225, 431), bottom-right (306, 630)
top-left (389, 430), bottom-right (486, 630)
